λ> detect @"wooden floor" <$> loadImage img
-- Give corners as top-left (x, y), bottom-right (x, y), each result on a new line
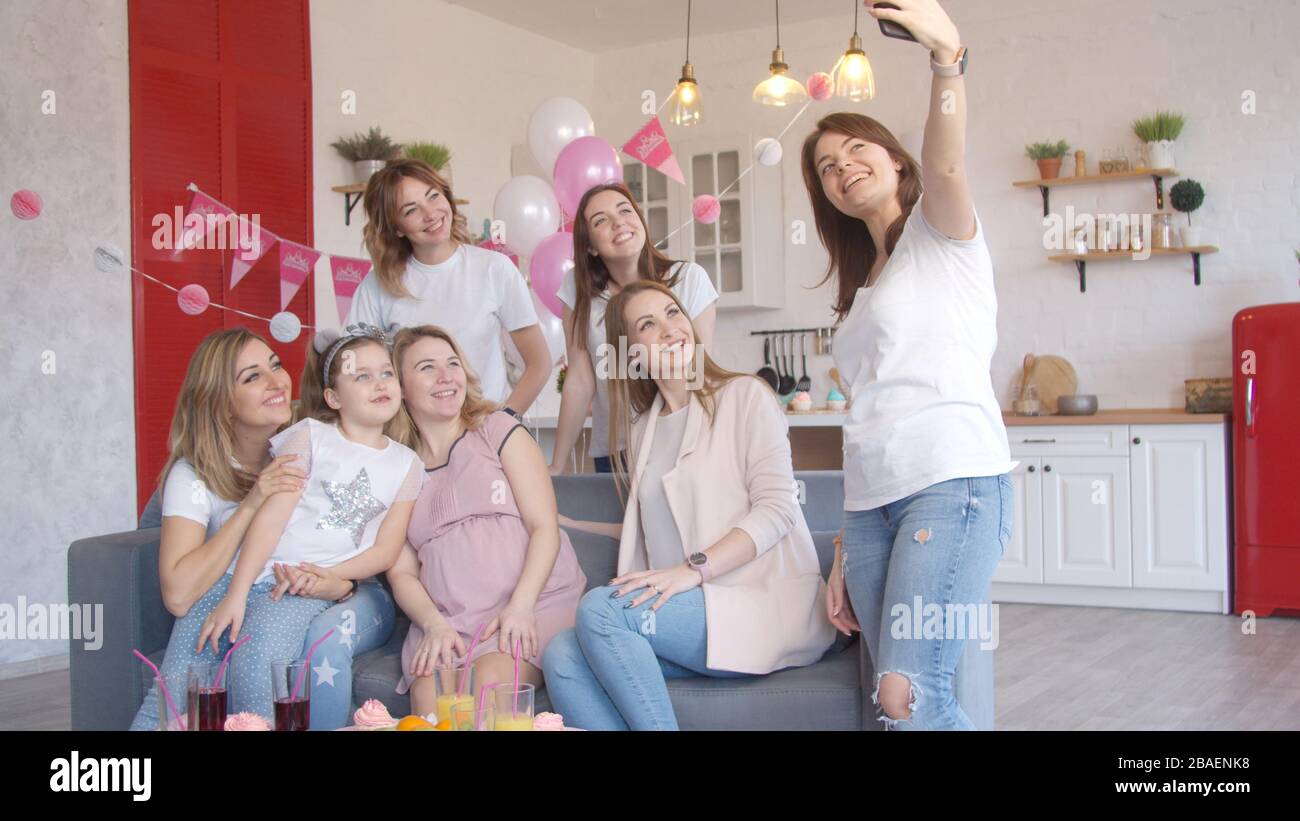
top-left (3, 604), bottom-right (1297, 730)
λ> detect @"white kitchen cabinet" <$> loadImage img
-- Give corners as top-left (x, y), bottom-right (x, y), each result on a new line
top-left (992, 421), bottom-right (1230, 613)
top-left (992, 458), bottom-right (1043, 584)
top-left (1129, 424), bottom-right (1228, 592)
top-left (1041, 456), bottom-right (1131, 587)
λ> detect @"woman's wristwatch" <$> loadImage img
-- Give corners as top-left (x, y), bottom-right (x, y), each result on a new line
top-left (930, 45), bottom-right (968, 77)
top-left (336, 578), bottom-right (359, 603)
top-left (687, 552), bottom-right (714, 582)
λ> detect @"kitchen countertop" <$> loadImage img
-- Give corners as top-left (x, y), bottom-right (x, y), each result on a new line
top-left (522, 407), bottom-right (1227, 429)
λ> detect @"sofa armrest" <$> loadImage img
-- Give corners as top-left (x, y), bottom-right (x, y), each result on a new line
top-left (68, 527), bottom-right (171, 730)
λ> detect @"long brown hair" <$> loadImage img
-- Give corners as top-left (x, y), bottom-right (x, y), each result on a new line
top-left (390, 325), bottom-right (499, 451)
top-left (362, 159), bottom-right (472, 299)
top-left (568, 182), bottom-right (683, 352)
top-left (158, 327), bottom-right (287, 503)
top-left (602, 280), bottom-right (761, 500)
top-left (801, 112), bottom-right (923, 320)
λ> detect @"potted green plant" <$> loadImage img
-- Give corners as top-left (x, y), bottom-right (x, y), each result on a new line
top-left (1025, 140), bottom-right (1071, 180)
top-left (403, 141), bottom-right (453, 185)
top-left (331, 126), bottom-right (402, 183)
top-left (1132, 111), bottom-right (1185, 170)
top-left (1169, 178), bottom-right (1205, 247)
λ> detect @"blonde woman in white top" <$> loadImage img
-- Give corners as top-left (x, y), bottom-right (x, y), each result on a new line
top-left (800, 0), bottom-right (1013, 730)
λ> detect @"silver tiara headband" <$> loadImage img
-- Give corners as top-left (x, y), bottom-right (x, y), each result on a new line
top-left (315, 322), bottom-right (397, 386)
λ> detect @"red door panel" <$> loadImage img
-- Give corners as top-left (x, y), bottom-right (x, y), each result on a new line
top-left (129, 0), bottom-right (313, 514)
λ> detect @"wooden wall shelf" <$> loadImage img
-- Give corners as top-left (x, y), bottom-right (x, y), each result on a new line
top-left (1013, 168), bottom-right (1179, 216)
top-left (1047, 246), bottom-right (1219, 292)
top-left (331, 183), bottom-right (469, 226)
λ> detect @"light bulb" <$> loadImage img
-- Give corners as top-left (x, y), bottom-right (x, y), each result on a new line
top-left (753, 47), bottom-right (807, 107)
top-left (833, 33), bottom-right (875, 101)
top-left (669, 63), bottom-right (701, 126)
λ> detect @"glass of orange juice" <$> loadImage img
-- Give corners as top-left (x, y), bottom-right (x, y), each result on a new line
top-left (488, 683), bottom-right (535, 731)
top-left (433, 664), bottom-right (475, 726)
top-left (449, 700), bottom-right (493, 731)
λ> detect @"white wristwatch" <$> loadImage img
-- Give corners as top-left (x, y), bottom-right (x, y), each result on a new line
top-left (930, 46), bottom-right (968, 77)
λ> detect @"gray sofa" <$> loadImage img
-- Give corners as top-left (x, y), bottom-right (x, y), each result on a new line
top-left (68, 471), bottom-right (994, 730)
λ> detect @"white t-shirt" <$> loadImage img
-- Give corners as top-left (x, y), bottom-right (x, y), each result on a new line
top-left (260, 418), bottom-right (424, 585)
top-left (160, 458), bottom-right (243, 575)
top-left (832, 199), bottom-right (1013, 511)
top-left (346, 244), bottom-right (539, 404)
top-left (556, 261), bottom-right (718, 457)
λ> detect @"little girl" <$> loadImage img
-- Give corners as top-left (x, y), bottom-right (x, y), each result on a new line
top-left (197, 323), bottom-right (424, 719)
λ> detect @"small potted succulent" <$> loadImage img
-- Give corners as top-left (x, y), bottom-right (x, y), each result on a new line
top-left (1025, 140), bottom-right (1071, 180)
top-left (403, 141), bottom-right (453, 185)
top-left (331, 126), bottom-right (402, 183)
top-left (1132, 111), bottom-right (1185, 170)
top-left (1170, 178), bottom-right (1206, 247)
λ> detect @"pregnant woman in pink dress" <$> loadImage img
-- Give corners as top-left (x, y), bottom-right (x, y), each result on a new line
top-left (386, 325), bottom-right (586, 714)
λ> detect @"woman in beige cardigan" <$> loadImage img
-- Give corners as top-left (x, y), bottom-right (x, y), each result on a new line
top-left (542, 281), bottom-right (835, 730)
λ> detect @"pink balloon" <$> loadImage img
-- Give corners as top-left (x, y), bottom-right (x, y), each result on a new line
top-left (693, 194), bottom-right (721, 224)
top-left (807, 72), bottom-right (833, 101)
top-left (529, 231), bottom-right (574, 320)
top-left (177, 284), bottom-right (210, 315)
top-left (10, 189), bottom-right (42, 220)
top-left (552, 136), bottom-right (622, 218)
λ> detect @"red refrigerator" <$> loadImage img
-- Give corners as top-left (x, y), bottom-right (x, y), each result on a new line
top-left (1232, 302), bottom-right (1300, 616)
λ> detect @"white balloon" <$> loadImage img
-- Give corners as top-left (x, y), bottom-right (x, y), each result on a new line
top-left (754, 137), bottom-right (783, 167)
top-left (269, 311), bottom-right (302, 343)
top-left (531, 290), bottom-right (567, 366)
top-left (493, 176), bottom-right (562, 259)
top-left (527, 97), bottom-right (595, 178)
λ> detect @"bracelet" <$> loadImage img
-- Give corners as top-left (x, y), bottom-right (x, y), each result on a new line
top-left (336, 578), bottom-right (359, 603)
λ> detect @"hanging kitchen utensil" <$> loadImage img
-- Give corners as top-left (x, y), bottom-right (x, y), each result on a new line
top-left (796, 333), bottom-right (812, 393)
top-left (757, 336), bottom-right (779, 390)
top-left (777, 334), bottom-right (795, 395)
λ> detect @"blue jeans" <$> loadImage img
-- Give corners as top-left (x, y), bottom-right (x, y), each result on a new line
top-left (128, 575), bottom-right (388, 730)
top-left (841, 474), bottom-right (1012, 731)
top-left (302, 580), bottom-right (395, 730)
top-left (542, 586), bottom-right (747, 730)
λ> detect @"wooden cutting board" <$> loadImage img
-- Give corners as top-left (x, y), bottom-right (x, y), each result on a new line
top-left (1026, 354), bottom-right (1078, 414)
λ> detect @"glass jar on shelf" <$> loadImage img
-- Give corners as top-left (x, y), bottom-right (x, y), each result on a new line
top-left (1151, 213), bottom-right (1173, 250)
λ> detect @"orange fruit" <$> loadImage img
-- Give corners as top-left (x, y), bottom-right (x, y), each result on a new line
top-left (435, 719), bottom-right (451, 731)
top-left (397, 715), bottom-right (435, 731)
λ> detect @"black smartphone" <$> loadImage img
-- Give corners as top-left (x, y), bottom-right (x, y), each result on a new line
top-left (873, 3), bottom-right (918, 42)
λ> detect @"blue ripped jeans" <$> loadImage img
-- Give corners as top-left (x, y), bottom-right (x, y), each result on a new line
top-left (130, 576), bottom-right (394, 730)
top-left (542, 586), bottom-right (748, 730)
top-left (841, 474), bottom-right (1012, 731)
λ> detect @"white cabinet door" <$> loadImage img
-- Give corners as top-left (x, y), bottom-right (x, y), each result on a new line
top-left (1129, 424), bottom-right (1228, 591)
top-left (994, 458), bottom-right (1043, 583)
top-left (1042, 456), bottom-right (1132, 587)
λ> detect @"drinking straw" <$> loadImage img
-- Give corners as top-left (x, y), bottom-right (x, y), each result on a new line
top-left (512, 638), bottom-right (522, 718)
top-left (477, 686), bottom-right (490, 732)
top-left (289, 628), bottom-right (334, 702)
top-left (215, 634), bottom-right (251, 688)
top-left (457, 621), bottom-right (488, 696)
top-left (132, 649), bottom-right (184, 729)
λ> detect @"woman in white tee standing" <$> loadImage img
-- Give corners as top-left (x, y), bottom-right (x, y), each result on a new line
top-left (801, 0), bottom-right (1013, 730)
top-left (348, 159), bottom-right (551, 417)
top-left (549, 182), bottom-right (717, 474)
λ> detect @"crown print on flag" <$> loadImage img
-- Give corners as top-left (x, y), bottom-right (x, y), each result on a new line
top-left (620, 115), bottom-right (684, 185)
top-left (278, 239), bottom-right (323, 310)
top-left (329, 255), bottom-right (373, 324)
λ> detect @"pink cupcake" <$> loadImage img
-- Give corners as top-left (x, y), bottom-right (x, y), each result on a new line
top-left (224, 712), bottom-right (271, 731)
top-left (533, 711), bottom-right (566, 731)
top-left (352, 699), bottom-right (398, 730)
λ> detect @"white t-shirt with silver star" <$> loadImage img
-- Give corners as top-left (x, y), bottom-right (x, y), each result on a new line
top-left (259, 418), bottom-right (423, 585)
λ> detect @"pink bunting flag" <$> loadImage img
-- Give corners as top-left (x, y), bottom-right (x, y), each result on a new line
top-left (173, 187), bottom-right (235, 257)
top-left (328, 254), bottom-right (373, 324)
top-left (620, 115), bottom-right (684, 185)
top-left (277, 239), bottom-right (321, 310)
top-left (229, 218), bottom-right (276, 291)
